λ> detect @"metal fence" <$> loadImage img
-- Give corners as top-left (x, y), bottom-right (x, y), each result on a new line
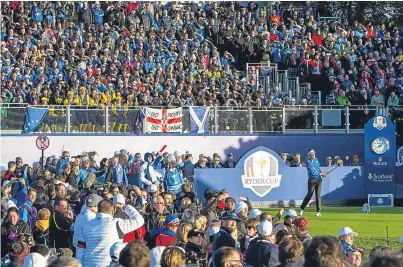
top-left (1, 104), bottom-right (381, 134)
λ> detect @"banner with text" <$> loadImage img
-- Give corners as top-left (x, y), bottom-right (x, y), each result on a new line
top-left (144, 107), bottom-right (183, 133)
top-left (364, 115), bottom-right (396, 195)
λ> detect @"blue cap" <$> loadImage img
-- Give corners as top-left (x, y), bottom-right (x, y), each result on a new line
top-left (165, 214), bottom-right (180, 226)
top-left (220, 211), bottom-right (241, 221)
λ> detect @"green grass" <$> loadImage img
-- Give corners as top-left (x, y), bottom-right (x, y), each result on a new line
top-left (262, 206), bottom-right (403, 258)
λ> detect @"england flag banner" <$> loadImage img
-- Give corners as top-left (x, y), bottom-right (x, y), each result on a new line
top-left (145, 107), bottom-right (182, 133)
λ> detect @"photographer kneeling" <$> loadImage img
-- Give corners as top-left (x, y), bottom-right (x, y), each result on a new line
top-left (185, 229), bottom-right (206, 265)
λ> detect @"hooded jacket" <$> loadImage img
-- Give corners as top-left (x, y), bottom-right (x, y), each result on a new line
top-left (77, 205), bottom-right (144, 267)
top-left (140, 153), bottom-right (162, 188)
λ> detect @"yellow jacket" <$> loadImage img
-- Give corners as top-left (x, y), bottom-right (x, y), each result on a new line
top-left (74, 94), bottom-right (90, 106)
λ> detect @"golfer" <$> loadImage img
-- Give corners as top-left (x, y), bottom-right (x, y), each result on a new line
top-left (299, 149), bottom-right (327, 217)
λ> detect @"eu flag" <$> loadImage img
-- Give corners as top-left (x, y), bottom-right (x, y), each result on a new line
top-left (133, 107), bottom-right (146, 135)
top-left (22, 107), bottom-right (49, 134)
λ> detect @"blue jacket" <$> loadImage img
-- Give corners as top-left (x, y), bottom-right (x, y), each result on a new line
top-left (165, 168), bottom-right (183, 195)
top-left (18, 200), bottom-right (34, 224)
top-left (56, 158), bottom-right (70, 174)
top-left (32, 6), bottom-right (43, 21)
top-left (306, 158), bottom-right (321, 179)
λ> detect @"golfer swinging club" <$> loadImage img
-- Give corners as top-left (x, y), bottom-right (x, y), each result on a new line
top-left (299, 149), bottom-right (328, 217)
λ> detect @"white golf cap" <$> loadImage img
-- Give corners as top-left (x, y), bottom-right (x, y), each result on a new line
top-left (258, 221), bottom-right (273, 236)
top-left (147, 184), bottom-right (158, 193)
top-left (338, 227), bottom-right (358, 238)
top-left (249, 208), bottom-right (262, 219)
top-left (285, 209), bottom-right (298, 217)
top-left (113, 193), bottom-right (125, 205)
top-left (235, 201), bottom-right (248, 214)
top-left (308, 149), bottom-right (316, 155)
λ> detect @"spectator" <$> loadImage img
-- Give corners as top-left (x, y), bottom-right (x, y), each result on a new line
top-left (336, 91), bottom-right (351, 106)
top-left (109, 242), bottom-right (127, 266)
top-left (278, 237), bottom-right (304, 267)
top-left (48, 256), bottom-right (82, 267)
top-left (338, 227), bottom-right (362, 256)
top-left (371, 88), bottom-right (385, 107)
top-left (245, 221), bottom-right (280, 267)
top-left (273, 209), bottom-right (297, 235)
top-left (213, 247), bottom-right (242, 267)
top-left (304, 236), bottom-right (344, 267)
top-left (160, 247), bottom-right (186, 267)
top-left (73, 194), bottom-right (103, 259)
top-left (18, 188), bottom-right (37, 230)
top-left (49, 197), bottom-right (74, 249)
top-left (150, 246), bottom-right (166, 267)
top-left (212, 211), bottom-right (240, 254)
top-left (155, 214), bottom-right (180, 247)
top-left (1, 207), bottom-right (30, 257)
top-left (240, 218), bottom-right (259, 255)
top-left (294, 217), bottom-right (312, 246)
top-left (23, 252), bottom-right (48, 267)
top-left (173, 222), bottom-right (193, 249)
top-left (8, 241), bottom-right (30, 266)
top-left (32, 208), bottom-right (51, 247)
top-left (113, 193), bottom-right (128, 219)
top-left (223, 153), bottom-right (236, 168)
top-left (77, 199), bottom-right (144, 266)
top-left (345, 248), bottom-right (363, 267)
top-left (185, 229), bottom-right (206, 264)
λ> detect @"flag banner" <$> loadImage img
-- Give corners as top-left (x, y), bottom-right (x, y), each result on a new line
top-left (144, 107), bottom-right (182, 133)
top-left (22, 107), bottom-right (49, 134)
top-left (189, 106), bottom-right (210, 133)
top-left (133, 108), bottom-right (146, 135)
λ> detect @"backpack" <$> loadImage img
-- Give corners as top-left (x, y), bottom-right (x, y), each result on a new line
top-left (19, 203), bottom-right (37, 230)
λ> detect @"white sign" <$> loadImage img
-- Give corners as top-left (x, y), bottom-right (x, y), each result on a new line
top-left (241, 150), bottom-right (282, 197)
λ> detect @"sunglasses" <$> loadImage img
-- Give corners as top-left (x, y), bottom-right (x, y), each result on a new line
top-left (247, 226), bottom-right (256, 230)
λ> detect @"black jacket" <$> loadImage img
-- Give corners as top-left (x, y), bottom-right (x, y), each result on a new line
top-left (212, 227), bottom-right (236, 250)
top-left (1, 221), bottom-right (30, 257)
top-left (32, 226), bottom-right (50, 246)
top-left (49, 211), bottom-right (74, 249)
top-left (245, 237), bottom-right (280, 267)
top-left (185, 241), bottom-right (206, 264)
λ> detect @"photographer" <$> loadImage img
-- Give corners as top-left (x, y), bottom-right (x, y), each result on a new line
top-left (49, 198), bottom-right (74, 249)
top-left (185, 229), bottom-right (207, 265)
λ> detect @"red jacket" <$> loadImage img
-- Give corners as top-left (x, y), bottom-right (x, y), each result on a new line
top-left (155, 232), bottom-right (176, 247)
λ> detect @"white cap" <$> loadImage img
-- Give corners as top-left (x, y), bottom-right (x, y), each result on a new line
top-left (114, 151), bottom-right (121, 156)
top-left (285, 209), bottom-right (298, 217)
top-left (82, 157), bottom-right (89, 162)
top-left (338, 227), bottom-right (358, 238)
top-left (150, 246), bottom-right (166, 267)
top-left (168, 155), bottom-right (176, 162)
top-left (209, 226), bottom-right (220, 237)
top-left (249, 208), bottom-right (262, 219)
top-left (307, 149), bottom-right (316, 155)
top-left (258, 221), bottom-right (273, 236)
top-left (23, 253), bottom-right (47, 267)
top-left (147, 184), bottom-right (158, 193)
top-left (113, 193), bottom-right (125, 205)
top-left (235, 201), bottom-right (248, 214)
top-left (110, 242), bottom-right (127, 261)
top-left (173, 151), bottom-right (180, 157)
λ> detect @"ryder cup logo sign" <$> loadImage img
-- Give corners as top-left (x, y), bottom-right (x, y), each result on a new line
top-left (373, 116), bottom-right (387, 130)
top-left (241, 151), bottom-right (282, 197)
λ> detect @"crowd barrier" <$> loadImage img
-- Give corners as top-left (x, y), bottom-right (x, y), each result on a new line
top-left (1, 104), bottom-right (379, 134)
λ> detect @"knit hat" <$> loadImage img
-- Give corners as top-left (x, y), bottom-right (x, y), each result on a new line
top-left (23, 253), bottom-right (47, 267)
top-left (165, 214), bottom-right (180, 226)
top-left (9, 241), bottom-right (29, 262)
top-left (294, 217), bottom-right (309, 228)
top-left (150, 246), bottom-right (166, 267)
top-left (235, 201), bottom-right (248, 214)
top-left (110, 242), bottom-right (127, 261)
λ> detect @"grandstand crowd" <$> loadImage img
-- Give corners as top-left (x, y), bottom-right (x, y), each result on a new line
top-left (1, 1), bottom-right (403, 267)
top-left (1, 1), bottom-right (403, 109)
